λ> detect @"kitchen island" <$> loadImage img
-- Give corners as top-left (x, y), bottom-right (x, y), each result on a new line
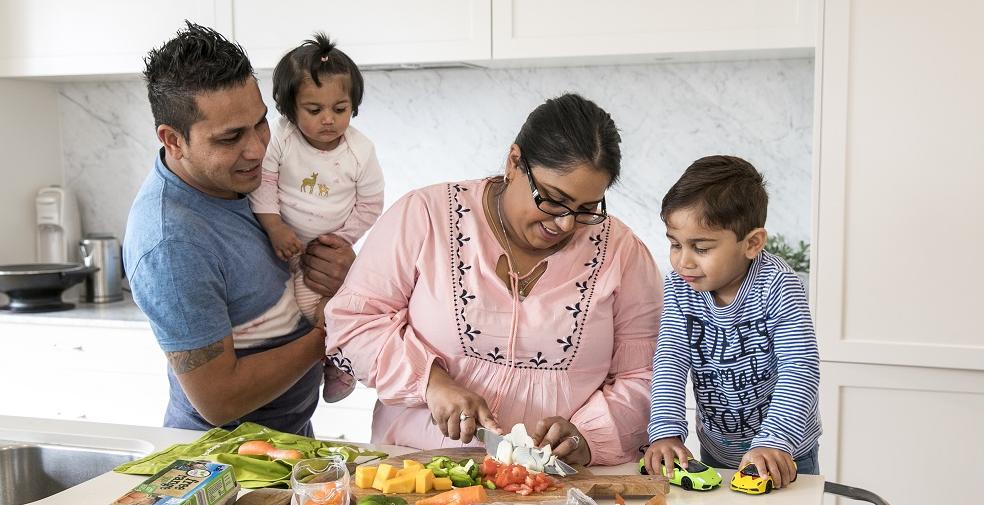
top-left (0, 416), bottom-right (825, 504)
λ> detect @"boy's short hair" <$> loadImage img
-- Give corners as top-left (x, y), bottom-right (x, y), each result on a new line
top-left (272, 33), bottom-right (364, 124)
top-left (660, 155), bottom-right (768, 239)
top-left (143, 21), bottom-right (254, 140)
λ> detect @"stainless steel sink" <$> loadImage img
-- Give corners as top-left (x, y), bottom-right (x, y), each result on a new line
top-left (0, 440), bottom-right (143, 505)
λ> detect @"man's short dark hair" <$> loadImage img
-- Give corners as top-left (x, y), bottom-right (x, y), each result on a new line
top-left (660, 155), bottom-right (769, 239)
top-left (272, 32), bottom-right (364, 124)
top-left (143, 21), bottom-right (254, 140)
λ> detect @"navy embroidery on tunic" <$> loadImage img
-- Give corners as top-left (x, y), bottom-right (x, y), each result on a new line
top-left (447, 183), bottom-right (611, 370)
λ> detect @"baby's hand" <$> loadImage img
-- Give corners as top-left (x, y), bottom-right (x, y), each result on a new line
top-left (740, 447), bottom-right (796, 489)
top-left (643, 437), bottom-right (692, 478)
top-left (268, 224), bottom-right (304, 261)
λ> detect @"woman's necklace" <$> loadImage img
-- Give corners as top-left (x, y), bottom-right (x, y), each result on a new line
top-left (493, 184), bottom-right (544, 297)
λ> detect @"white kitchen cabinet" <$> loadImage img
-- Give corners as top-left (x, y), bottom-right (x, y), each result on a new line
top-left (230, 0), bottom-right (492, 70)
top-left (811, 1), bottom-right (984, 504)
top-left (0, 320), bottom-right (169, 425)
top-left (0, 316), bottom-right (379, 440)
top-left (311, 384), bottom-right (377, 442)
top-left (491, 0), bottom-right (817, 65)
top-left (819, 362), bottom-right (984, 505)
top-left (0, 0), bottom-right (227, 77)
top-left (812, 0), bottom-right (984, 372)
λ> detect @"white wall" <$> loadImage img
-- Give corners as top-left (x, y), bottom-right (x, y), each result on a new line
top-left (56, 59), bottom-right (815, 275)
top-left (0, 78), bottom-right (62, 265)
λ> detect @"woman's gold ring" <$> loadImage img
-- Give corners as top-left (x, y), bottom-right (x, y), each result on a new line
top-left (459, 412), bottom-right (471, 422)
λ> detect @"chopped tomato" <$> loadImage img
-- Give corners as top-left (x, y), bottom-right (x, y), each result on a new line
top-left (481, 456), bottom-right (499, 477)
top-left (494, 464), bottom-right (529, 488)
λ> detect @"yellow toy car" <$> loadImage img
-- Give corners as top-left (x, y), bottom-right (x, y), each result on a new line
top-left (729, 463), bottom-right (797, 495)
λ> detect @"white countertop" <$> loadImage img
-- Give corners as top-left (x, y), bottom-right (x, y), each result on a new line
top-left (0, 290), bottom-right (149, 329)
top-left (0, 415), bottom-right (825, 505)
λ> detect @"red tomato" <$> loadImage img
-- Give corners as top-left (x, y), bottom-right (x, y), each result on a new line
top-left (493, 464), bottom-right (529, 488)
top-left (510, 465), bottom-right (529, 485)
top-left (481, 456), bottom-right (499, 477)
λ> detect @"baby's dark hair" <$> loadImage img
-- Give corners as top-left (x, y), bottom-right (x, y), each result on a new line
top-left (514, 93), bottom-right (622, 186)
top-left (660, 155), bottom-right (768, 239)
top-left (143, 21), bottom-right (254, 140)
top-left (272, 33), bottom-right (364, 124)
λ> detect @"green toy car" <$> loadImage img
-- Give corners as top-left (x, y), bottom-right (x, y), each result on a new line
top-left (639, 457), bottom-right (722, 491)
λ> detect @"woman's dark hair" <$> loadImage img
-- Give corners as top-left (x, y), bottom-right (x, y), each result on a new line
top-left (660, 155), bottom-right (769, 239)
top-left (143, 21), bottom-right (254, 140)
top-left (272, 33), bottom-right (364, 124)
top-left (513, 93), bottom-right (622, 186)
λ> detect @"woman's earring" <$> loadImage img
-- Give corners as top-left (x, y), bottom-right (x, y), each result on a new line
top-left (503, 175), bottom-right (510, 184)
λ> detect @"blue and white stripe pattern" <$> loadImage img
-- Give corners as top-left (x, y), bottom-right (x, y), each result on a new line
top-left (647, 251), bottom-right (821, 468)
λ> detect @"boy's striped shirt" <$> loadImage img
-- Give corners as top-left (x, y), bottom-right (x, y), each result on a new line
top-left (647, 251), bottom-right (821, 468)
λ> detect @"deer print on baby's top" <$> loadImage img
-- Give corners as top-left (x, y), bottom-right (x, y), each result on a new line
top-left (300, 172), bottom-right (318, 193)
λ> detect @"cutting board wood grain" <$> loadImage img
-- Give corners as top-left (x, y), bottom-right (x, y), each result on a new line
top-left (234, 448), bottom-right (668, 505)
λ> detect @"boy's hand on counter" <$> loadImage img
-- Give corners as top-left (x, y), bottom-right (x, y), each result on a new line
top-left (643, 437), bottom-right (692, 477)
top-left (741, 447), bottom-right (796, 489)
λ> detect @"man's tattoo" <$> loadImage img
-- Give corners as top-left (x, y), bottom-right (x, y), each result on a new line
top-left (166, 340), bottom-right (225, 374)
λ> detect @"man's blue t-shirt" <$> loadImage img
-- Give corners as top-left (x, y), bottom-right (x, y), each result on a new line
top-left (124, 150), bottom-right (318, 435)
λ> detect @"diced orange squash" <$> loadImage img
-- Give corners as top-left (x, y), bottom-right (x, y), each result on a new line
top-left (415, 469), bottom-right (435, 494)
top-left (403, 460), bottom-right (425, 472)
top-left (355, 466), bottom-right (377, 489)
top-left (381, 473), bottom-right (417, 494)
top-left (371, 464), bottom-right (398, 491)
top-left (397, 468), bottom-right (418, 478)
top-left (432, 477), bottom-right (453, 491)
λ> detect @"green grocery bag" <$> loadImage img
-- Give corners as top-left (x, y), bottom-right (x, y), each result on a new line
top-left (114, 422), bottom-right (387, 489)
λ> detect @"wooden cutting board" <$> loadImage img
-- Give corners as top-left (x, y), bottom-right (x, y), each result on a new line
top-left (362, 448), bottom-right (669, 500)
top-left (235, 448), bottom-right (668, 505)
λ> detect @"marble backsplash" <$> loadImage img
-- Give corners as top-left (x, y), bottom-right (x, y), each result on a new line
top-left (58, 58), bottom-right (813, 274)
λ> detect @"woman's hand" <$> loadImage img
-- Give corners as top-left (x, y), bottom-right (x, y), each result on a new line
top-left (531, 417), bottom-right (591, 466)
top-left (301, 233), bottom-right (355, 298)
top-left (424, 364), bottom-right (501, 443)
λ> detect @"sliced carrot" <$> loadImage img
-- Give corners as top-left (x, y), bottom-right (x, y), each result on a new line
top-left (614, 493), bottom-right (626, 505)
top-left (415, 485), bottom-right (488, 505)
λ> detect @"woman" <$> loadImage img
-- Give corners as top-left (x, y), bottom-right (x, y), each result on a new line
top-left (325, 94), bottom-right (662, 465)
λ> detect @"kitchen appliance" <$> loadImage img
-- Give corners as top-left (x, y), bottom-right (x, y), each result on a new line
top-left (79, 234), bottom-right (123, 303)
top-left (0, 263), bottom-right (96, 312)
top-left (36, 185), bottom-right (81, 264)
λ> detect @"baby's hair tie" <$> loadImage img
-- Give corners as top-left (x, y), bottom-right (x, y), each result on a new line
top-left (320, 55), bottom-right (330, 62)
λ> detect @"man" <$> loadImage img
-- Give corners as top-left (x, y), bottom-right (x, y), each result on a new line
top-left (124, 22), bottom-right (354, 435)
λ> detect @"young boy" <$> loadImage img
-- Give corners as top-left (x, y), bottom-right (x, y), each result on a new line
top-left (644, 155), bottom-right (821, 489)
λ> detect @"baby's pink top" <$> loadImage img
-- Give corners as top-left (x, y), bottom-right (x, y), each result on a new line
top-left (325, 179), bottom-right (662, 465)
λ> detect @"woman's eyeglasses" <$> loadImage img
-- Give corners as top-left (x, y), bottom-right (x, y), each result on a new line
top-left (522, 157), bottom-right (607, 225)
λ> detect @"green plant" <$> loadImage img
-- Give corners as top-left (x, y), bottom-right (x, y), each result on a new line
top-left (765, 234), bottom-right (810, 273)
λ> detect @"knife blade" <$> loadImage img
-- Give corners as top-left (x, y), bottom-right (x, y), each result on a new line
top-left (476, 427), bottom-right (578, 476)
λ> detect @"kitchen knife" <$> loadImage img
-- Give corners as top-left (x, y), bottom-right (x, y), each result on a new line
top-left (476, 427), bottom-right (578, 476)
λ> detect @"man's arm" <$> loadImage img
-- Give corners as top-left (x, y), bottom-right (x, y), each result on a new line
top-left (167, 327), bottom-right (325, 426)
